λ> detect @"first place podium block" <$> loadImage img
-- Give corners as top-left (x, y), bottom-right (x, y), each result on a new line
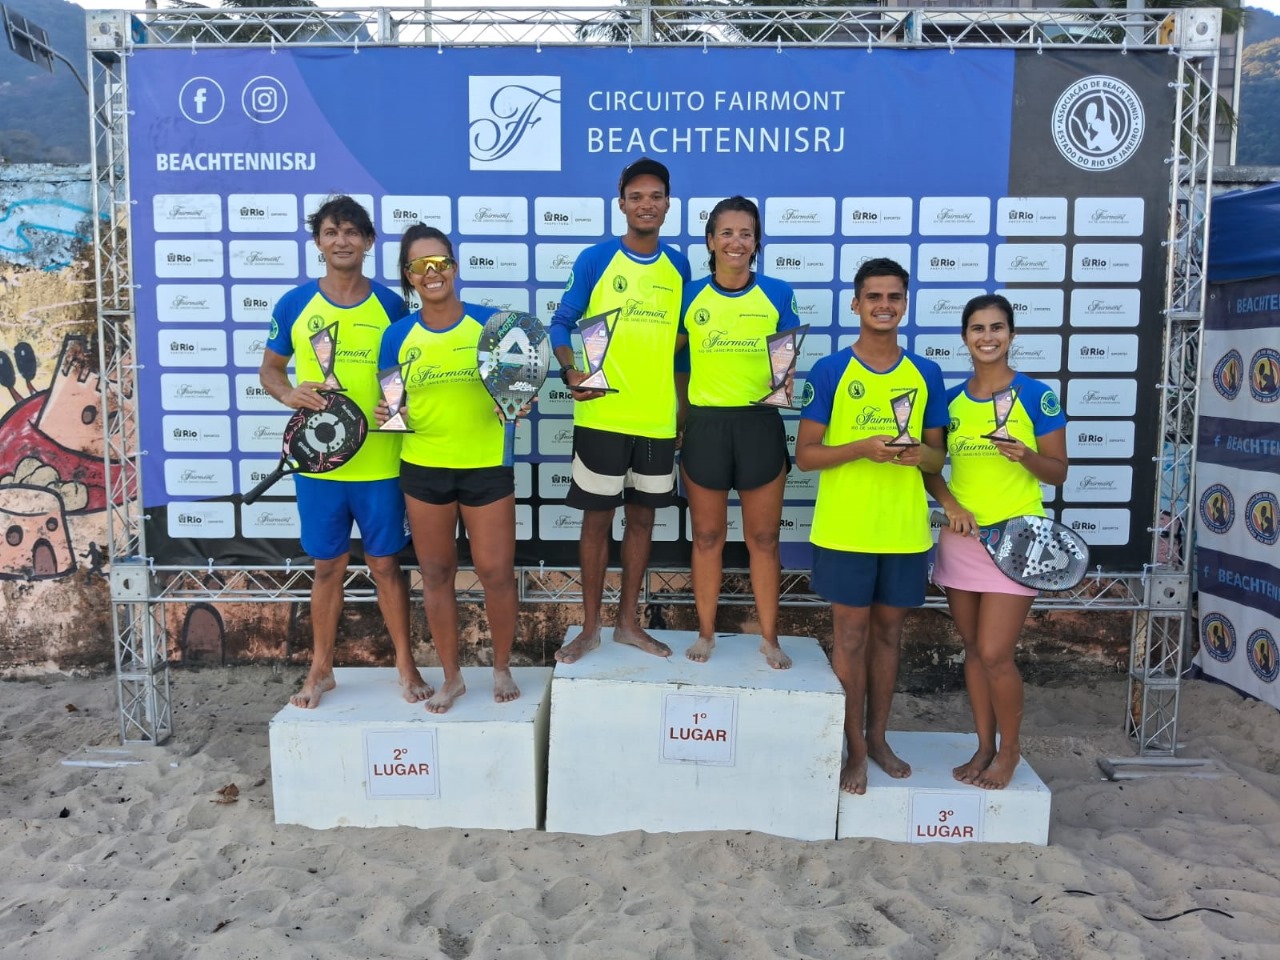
top-left (270, 666), bottom-right (552, 831)
top-left (836, 731), bottom-right (1051, 845)
top-left (545, 630), bottom-right (845, 840)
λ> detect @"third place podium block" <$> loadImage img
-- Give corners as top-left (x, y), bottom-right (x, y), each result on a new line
top-left (836, 731), bottom-right (1052, 845)
top-left (545, 630), bottom-right (844, 840)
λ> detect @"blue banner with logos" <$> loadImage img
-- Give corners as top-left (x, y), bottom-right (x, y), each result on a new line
top-left (126, 45), bottom-right (1174, 570)
top-left (1195, 273), bottom-right (1280, 706)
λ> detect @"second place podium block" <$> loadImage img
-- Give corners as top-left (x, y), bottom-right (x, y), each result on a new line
top-left (545, 630), bottom-right (845, 840)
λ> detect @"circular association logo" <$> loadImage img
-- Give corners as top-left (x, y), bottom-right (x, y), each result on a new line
top-left (694, 308), bottom-right (711, 326)
top-left (1248, 348), bottom-right (1280, 403)
top-left (1199, 483), bottom-right (1234, 534)
top-left (846, 381), bottom-right (865, 400)
top-left (306, 314), bottom-right (325, 333)
top-left (1041, 390), bottom-right (1062, 418)
top-left (1052, 75), bottom-right (1145, 171)
top-left (404, 346), bottom-right (421, 366)
top-left (949, 415), bottom-right (960, 432)
top-left (1246, 629), bottom-right (1279, 683)
top-left (1200, 613), bottom-right (1236, 664)
top-left (791, 296), bottom-right (800, 315)
top-left (1213, 349), bottom-right (1244, 401)
top-left (1246, 491), bottom-right (1279, 546)
top-left (268, 319), bottom-right (279, 341)
top-left (800, 380), bottom-right (816, 408)
top-left (563, 269), bottom-right (574, 292)
top-left (612, 275), bottom-right (628, 293)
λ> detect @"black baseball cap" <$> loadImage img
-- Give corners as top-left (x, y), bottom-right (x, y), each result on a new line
top-left (618, 157), bottom-right (671, 196)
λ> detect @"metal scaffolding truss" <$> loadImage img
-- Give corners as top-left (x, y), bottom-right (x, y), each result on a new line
top-left (88, 7), bottom-right (1213, 745)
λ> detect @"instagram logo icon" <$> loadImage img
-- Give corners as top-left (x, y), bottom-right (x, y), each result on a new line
top-left (242, 76), bottom-right (288, 124)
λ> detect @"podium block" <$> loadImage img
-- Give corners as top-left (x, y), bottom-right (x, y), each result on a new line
top-left (270, 666), bottom-right (552, 830)
top-left (545, 630), bottom-right (844, 840)
top-left (836, 731), bottom-right (1051, 845)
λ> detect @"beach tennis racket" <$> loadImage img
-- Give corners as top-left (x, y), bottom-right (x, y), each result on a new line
top-left (243, 392), bottom-right (368, 504)
top-left (476, 310), bottom-right (551, 467)
top-left (932, 511), bottom-right (1090, 591)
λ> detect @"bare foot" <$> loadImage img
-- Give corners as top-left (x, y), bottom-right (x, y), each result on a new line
top-left (397, 665), bottom-right (433, 704)
top-left (953, 748), bottom-right (996, 785)
top-left (975, 750), bottom-right (1020, 790)
top-left (840, 756), bottom-right (869, 795)
top-left (555, 625), bottom-right (601, 664)
top-left (685, 635), bottom-right (715, 662)
top-left (290, 671), bottom-right (335, 709)
top-left (760, 639), bottom-right (792, 670)
top-left (867, 739), bottom-right (911, 779)
top-left (493, 667), bottom-right (521, 704)
top-left (424, 675), bottom-right (466, 714)
top-left (613, 622), bottom-right (672, 658)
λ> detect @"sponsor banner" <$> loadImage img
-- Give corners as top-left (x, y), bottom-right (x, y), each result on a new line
top-left (1062, 465), bottom-right (1133, 503)
top-left (128, 45), bottom-right (1168, 567)
top-left (234, 373), bottom-right (280, 411)
top-left (918, 197), bottom-right (991, 236)
top-left (1066, 419), bottom-right (1135, 459)
top-left (226, 193), bottom-right (298, 233)
top-left (239, 459), bottom-right (295, 498)
top-left (613, 506), bottom-right (681, 542)
top-left (1069, 287), bottom-right (1141, 327)
top-left (1207, 277), bottom-right (1280, 333)
top-left (514, 462), bottom-right (532, 499)
top-left (1193, 465), bottom-right (1280, 560)
top-left (236, 413), bottom-right (289, 453)
top-left (241, 500), bottom-right (302, 538)
top-left (168, 501), bottom-right (236, 539)
top-left (996, 197), bottom-right (1067, 237)
top-left (159, 372), bottom-right (230, 411)
top-left (1197, 547), bottom-right (1280, 623)
top-left (538, 503), bottom-right (583, 540)
top-left (153, 194), bottom-right (222, 233)
top-left (1067, 333), bottom-right (1139, 373)
top-left (841, 197), bottom-right (913, 236)
top-left (995, 287), bottom-right (1063, 328)
top-left (381, 195), bottom-right (452, 235)
top-left (764, 197), bottom-right (836, 236)
top-left (1194, 592), bottom-right (1280, 709)
top-left (1199, 326), bottom-right (1280, 423)
top-left (164, 458), bottom-right (235, 498)
top-left (537, 461), bottom-right (574, 500)
top-left (1059, 507), bottom-right (1130, 546)
top-left (515, 503), bottom-right (534, 540)
top-left (162, 414), bottom-right (232, 452)
top-left (1197, 414), bottom-right (1280, 473)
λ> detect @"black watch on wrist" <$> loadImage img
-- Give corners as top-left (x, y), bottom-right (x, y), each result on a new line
top-left (559, 364), bottom-right (577, 386)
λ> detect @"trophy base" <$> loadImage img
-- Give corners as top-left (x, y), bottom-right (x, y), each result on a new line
top-left (752, 392), bottom-right (801, 410)
top-left (885, 438), bottom-right (920, 448)
top-left (983, 432), bottom-right (1016, 444)
top-left (375, 426), bottom-right (415, 433)
top-left (571, 377), bottom-right (618, 394)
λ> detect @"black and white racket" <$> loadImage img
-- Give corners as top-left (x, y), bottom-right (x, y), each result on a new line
top-left (476, 310), bottom-right (551, 467)
top-left (243, 392), bottom-right (368, 504)
top-left (932, 511), bottom-right (1090, 591)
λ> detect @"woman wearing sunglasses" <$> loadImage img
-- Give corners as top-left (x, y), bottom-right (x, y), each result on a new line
top-left (377, 224), bottom-right (520, 713)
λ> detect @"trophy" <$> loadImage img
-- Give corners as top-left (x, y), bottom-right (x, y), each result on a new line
top-left (309, 322), bottom-right (344, 392)
top-left (983, 386), bottom-right (1018, 444)
top-left (375, 362), bottom-right (413, 432)
top-left (574, 308), bottom-right (620, 393)
top-left (754, 325), bottom-right (809, 409)
top-left (885, 389), bottom-right (919, 447)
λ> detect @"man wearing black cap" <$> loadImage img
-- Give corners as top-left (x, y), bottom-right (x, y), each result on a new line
top-left (549, 158), bottom-right (691, 663)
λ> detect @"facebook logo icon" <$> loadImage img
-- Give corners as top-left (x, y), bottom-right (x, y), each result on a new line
top-left (179, 77), bottom-right (225, 125)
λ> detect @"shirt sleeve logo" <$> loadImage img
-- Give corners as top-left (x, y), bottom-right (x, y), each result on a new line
top-left (1041, 390), bottom-right (1061, 417)
top-left (801, 380), bottom-right (816, 408)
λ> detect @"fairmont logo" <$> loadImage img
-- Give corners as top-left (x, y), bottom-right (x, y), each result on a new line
top-left (472, 207), bottom-right (514, 224)
top-left (933, 208), bottom-right (975, 224)
top-left (1009, 256), bottom-right (1049, 269)
top-left (170, 295), bottom-right (209, 310)
top-left (781, 209), bottom-right (820, 222)
top-left (168, 204), bottom-right (208, 219)
top-left (242, 252), bottom-right (283, 265)
top-left (468, 76), bottom-right (562, 171)
top-left (175, 385), bottom-right (214, 398)
top-left (180, 469), bottom-right (217, 482)
top-left (1085, 300), bottom-right (1124, 313)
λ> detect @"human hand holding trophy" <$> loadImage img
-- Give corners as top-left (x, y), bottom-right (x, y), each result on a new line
top-left (885, 388), bottom-right (920, 448)
top-left (754, 324), bottom-right (809, 409)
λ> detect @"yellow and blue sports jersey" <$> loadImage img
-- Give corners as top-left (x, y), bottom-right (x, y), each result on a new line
top-left (549, 238), bottom-right (691, 438)
top-left (678, 274), bottom-right (800, 407)
top-left (944, 372), bottom-right (1065, 526)
top-left (800, 347), bottom-right (948, 553)
top-left (378, 303), bottom-right (503, 469)
top-left (266, 280), bottom-right (408, 481)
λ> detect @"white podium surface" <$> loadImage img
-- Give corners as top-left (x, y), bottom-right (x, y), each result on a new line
top-left (836, 731), bottom-right (1051, 845)
top-left (545, 630), bottom-right (844, 840)
top-left (270, 666), bottom-right (552, 830)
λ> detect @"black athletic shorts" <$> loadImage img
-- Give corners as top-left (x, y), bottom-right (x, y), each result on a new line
top-left (400, 462), bottom-right (514, 507)
top-left (680, 405), bottom-right (789, 492)
top-left (566, 426), bottom-right (677, 511)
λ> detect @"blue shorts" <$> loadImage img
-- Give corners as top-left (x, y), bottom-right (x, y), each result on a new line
top-left (810, 545), bottom-right (929, 608)
top-left (295, 475), bottom-right (409, 560)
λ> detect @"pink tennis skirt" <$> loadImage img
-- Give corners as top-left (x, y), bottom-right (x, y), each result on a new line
top-left (932, 527), bottom-right (1038, 597)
